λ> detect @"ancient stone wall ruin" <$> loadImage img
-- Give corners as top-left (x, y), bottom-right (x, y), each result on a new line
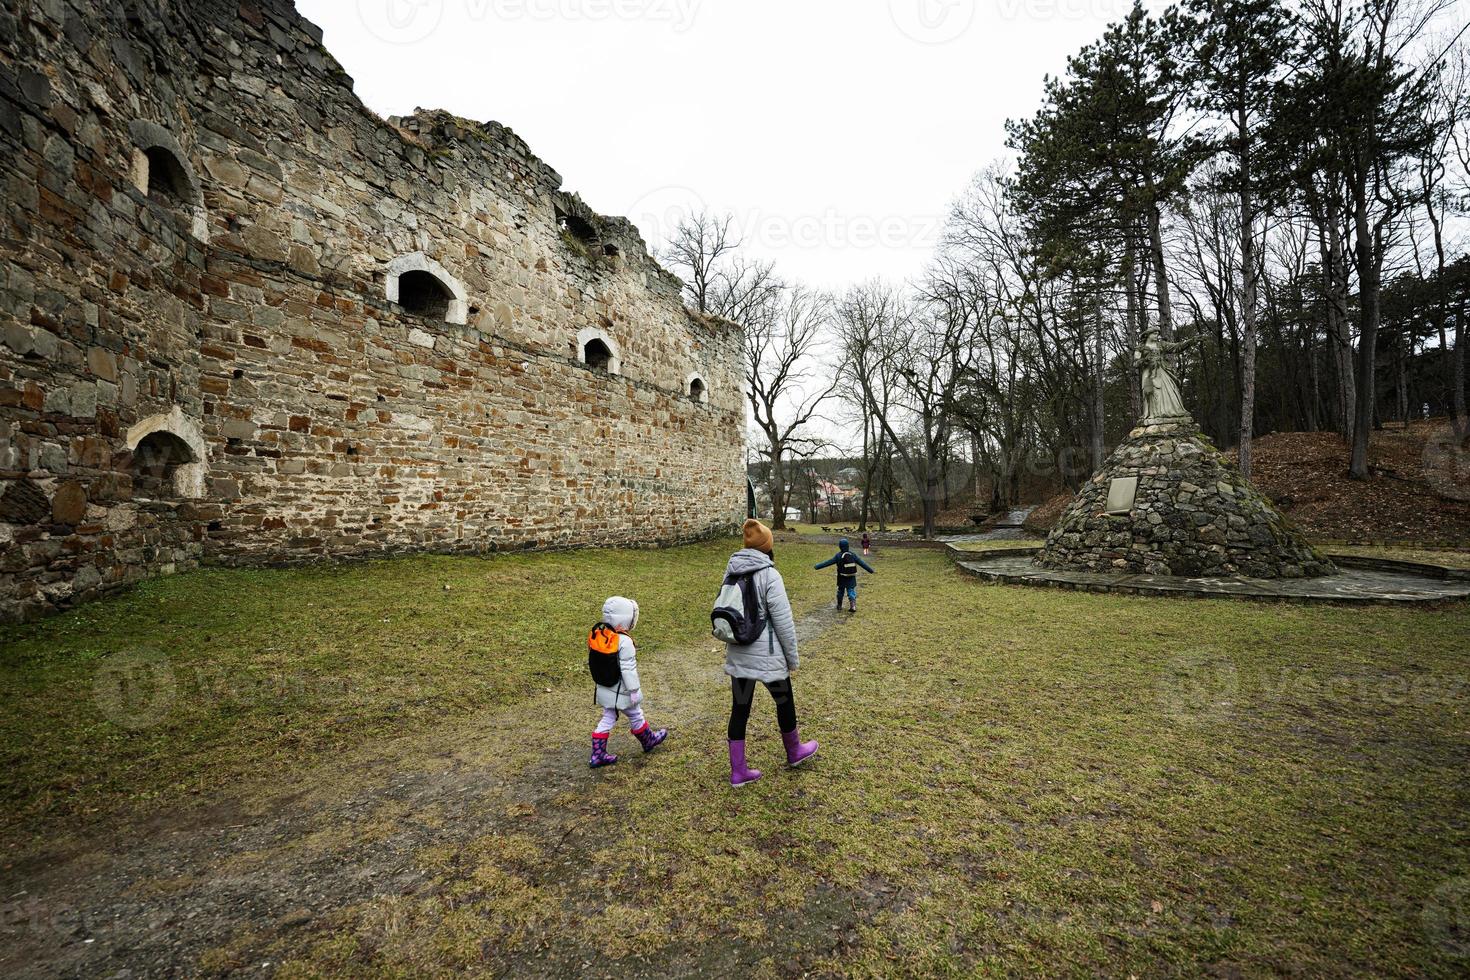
top-left (0, 0), bottom-right (746, 622)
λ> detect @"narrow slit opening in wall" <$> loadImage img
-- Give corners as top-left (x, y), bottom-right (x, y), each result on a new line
top-left (143, 146), bottom-right (192, 206)
top-left (397, 270), bottom-right (453, 319)
top-left (131, 431), bottom-right (195, 499)
top-left (583, 338), bottom-right (613, 372)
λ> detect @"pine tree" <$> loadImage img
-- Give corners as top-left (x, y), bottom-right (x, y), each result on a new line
top-left (1180, 0), bottom-right (1296, 479)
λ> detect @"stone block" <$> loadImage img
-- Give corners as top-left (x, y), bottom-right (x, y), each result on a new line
top-left (69, 382), bottom-right (97, 417)
top-left (220, 419), bottom-right (256, 440)
top-left (0, 479), bottom-right (50, 524)
top-left (86, 345), bottom-right (117, 381)
top-left (51, 480), bottom-right (86, 524)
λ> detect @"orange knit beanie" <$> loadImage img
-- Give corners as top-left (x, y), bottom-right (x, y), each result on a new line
top-left (742, 518), bottom-right (774, 554)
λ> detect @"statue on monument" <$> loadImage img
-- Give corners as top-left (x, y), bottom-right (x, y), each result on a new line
top-left (1138, 327), bottom-right (1199, 423)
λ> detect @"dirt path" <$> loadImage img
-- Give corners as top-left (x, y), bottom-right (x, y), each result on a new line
top-left (1, 605), bottom-right (852, 979)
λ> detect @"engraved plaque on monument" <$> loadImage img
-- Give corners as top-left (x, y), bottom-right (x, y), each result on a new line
top-left (1105, 476), bottom-right (1139, 516)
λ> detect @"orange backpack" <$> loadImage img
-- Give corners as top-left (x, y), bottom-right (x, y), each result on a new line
top-left (587, 623), bottom-right (622, 688)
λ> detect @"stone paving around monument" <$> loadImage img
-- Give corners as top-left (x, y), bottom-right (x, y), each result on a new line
top-left (957, 547), bottom-right (1470, 604)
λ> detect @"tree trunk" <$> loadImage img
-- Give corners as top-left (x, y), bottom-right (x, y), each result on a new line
top-left (1147, 203), bottom-right (1175, 341)
top-left (971, 432), bottom-right (984, 513)
top-left (1435, 288), bottom-right (1454, 431)
top-left (1122, 235), bottom-right (1142, 421)
top-left (1306, 324), bottom-right (1321, 432)
top-left (1349, 193), bottom-right (1379, 479)
top-left (1321, 207), bottom-right (1354, 441)
top-left (858, 415), bottom-right (874, 532)
top-left (1396, 333), bottom-right (1409, 424)
top-left (1455, 296), bottom-right (1467, 440)
top-left (769, 444), bottom-right (788, 529)
top-left (1238, 169), bottom-right (1258, 480)
top-left (1092, 299), bottom-right (1106, 470)
top-left (922, 474), bottom-right (940, 538)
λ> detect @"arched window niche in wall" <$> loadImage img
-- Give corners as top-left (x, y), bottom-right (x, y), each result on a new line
top-left (687, 373), bottom-right (709, 404)
top-left (126, 407), bottom-right (208, 501)
top-left (576, 326), bottom-right (622, 375)
top-left (127, 120), bottom-right (208, 242)
top-left (385, 252), bottom-right (469, 326)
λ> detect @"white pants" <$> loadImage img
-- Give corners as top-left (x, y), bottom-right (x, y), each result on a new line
top-left (594, 706), bottom-right (646, 735)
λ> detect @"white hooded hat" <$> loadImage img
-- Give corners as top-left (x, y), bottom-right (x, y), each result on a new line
top-left (602, 596), bottom-right (639, 631)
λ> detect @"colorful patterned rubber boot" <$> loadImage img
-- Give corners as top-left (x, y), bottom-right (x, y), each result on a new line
top-left (632, 723), bottom-right (668, 753)
top-left (728, 740), bottom-right (762, 787)
top-left (589, 734), bottom-right (618, 769)
top-left (782, 729), bottom-right (819, 767)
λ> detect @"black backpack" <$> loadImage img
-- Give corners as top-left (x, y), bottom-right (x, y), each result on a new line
top-left (711, 569), bottom-right (767, 645)
top-left (587, 623), bottom-right (623, 688)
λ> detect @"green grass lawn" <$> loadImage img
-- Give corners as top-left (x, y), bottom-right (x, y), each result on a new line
top-left (0, 539), bottom-right (834, 839)
top-left (786, 522), bottom-right (915, 536)
top-left (4, 543), bottom-right (1469, 976)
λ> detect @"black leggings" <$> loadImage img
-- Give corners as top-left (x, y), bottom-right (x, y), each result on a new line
top-left (728, 677), bottom-right (799, 741)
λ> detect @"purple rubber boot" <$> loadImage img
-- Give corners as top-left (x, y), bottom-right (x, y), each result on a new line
top-left (632, 723), bottom-right (668, 753)
top-left (589, 734), bottom-right (618, 769)
top-left (728, 740), bottom-right (762, 787)
top-left (782, 729), bottom-right (819, 767)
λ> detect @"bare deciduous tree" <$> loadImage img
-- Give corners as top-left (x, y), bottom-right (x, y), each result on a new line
top-left (836, 281), bottom-right (904, 531)
top-left (661, 210), bottom-right (738, 315)
top-left (746, 285), bottom-right (839, 529)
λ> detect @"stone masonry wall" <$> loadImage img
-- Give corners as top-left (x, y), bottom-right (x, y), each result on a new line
top-left (0, 0), bottom-right (746, 622)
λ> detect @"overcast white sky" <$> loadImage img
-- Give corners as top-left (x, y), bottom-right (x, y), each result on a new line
top-left (296, 0), bottom-right (1140, 290)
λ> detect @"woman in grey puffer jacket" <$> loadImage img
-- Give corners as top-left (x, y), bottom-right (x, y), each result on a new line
top-left (723, 519), bottom-right (818, 787)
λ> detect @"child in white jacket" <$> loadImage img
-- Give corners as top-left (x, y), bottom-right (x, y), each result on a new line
top-left (587, 596), bottom-right (668, 768)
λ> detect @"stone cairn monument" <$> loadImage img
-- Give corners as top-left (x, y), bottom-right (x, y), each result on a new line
top-left (1038, 329), bottom-right (1335, 579)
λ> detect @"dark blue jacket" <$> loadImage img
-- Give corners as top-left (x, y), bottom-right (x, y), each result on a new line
top-left (814, 539), bottom-right (875, 583)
